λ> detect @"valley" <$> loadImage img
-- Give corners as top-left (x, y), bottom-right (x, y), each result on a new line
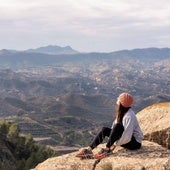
top-left (0, 47), bottom-right (169, 152)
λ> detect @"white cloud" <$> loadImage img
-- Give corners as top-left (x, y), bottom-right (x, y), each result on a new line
top-left (0, 0), bottom-right (170, 51)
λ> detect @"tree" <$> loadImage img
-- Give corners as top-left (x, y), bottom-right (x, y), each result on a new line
top-left (25, 152), bottom-right (37, 169)
top-left (7, 123), bottom-right (19, 140)
top-left (25, 133), bottom-right (33, 145)
top-left (16, 159), bottom-right (26, 170)
top-left (0, 121), bottom-right (9, 135)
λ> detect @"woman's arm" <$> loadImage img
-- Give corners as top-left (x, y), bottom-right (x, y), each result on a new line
top-left (114, 114), bottom-right (134, 146)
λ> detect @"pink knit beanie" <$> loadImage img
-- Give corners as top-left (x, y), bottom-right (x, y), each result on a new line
top-left (117, 93), bottom-right (133, 108)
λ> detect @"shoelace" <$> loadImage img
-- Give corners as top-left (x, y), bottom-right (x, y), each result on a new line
top-left (98, 148), bottom-right (110, 154)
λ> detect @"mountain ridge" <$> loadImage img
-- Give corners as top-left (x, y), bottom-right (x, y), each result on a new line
top-left (0, 47), bottom-right (170, 70)
top-left (25, 45), bottom-right (79, 55)
top-left (0, 46), bottom-right (169, 152)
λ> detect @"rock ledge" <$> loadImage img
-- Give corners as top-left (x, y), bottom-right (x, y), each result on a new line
top-left (34, 140), bottom-right (170, 170)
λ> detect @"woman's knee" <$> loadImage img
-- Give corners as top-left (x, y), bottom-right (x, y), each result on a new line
top-left (101, 127), bottom-right (111, 136)
top-left (113, 123), bottom-right (124, 133)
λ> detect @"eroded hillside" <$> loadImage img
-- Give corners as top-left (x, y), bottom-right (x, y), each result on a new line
top-left (0, 48), bottom-right (169, 150)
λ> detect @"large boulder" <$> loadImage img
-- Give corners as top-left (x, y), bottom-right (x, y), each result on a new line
top-left (137, 102), bottom-right (170, 149)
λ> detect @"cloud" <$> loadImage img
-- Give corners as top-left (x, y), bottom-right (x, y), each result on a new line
top-left (0, 0), bottom-right (170, 51)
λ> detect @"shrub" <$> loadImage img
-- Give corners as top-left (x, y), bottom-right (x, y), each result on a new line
top-left (0, 121), bottom-right (57, 170)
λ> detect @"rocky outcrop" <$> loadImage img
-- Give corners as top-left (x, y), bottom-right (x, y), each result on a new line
top-left (34, 102), bottom-right (170, 170)
top-left (34, 141), bottom-right (170, 170)
top-left (137, 102), bottom-right (170, 149)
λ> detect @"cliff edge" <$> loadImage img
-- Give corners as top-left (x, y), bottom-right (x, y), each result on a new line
top-left (137, 102), bottom-right (170, 149)
top-left (34, 102), bottom-right (170, 170)
top-left (34, 141), bottom-right (170, 170)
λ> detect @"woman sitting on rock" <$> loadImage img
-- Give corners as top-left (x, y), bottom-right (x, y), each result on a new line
top-left (76, 93), bottom-right (144, 159)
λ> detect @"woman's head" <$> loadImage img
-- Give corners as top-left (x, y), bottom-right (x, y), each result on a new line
top-left (116, 93), bottom-right (133, 123)
top-left (116, 93), bottom-right (133, 108)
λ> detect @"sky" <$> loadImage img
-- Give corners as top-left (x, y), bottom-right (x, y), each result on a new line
top-left (0, 0), bottom-right (170, 52)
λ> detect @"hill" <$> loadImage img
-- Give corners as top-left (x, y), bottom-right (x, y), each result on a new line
top-left (33, 102), bottom-right (170, 170)
top-left (0, 67), bottom-right (169, 148)
top-left (0, 47), bottom-right (170, 69)
top-left (1, 93), bottom-right (114, 148)
top-left (25, 45), bottom-right (78, 55)
top-left (0, 47), bottom-right (169, 150)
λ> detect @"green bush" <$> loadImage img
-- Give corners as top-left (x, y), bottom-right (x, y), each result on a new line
top-left (0, 121), bottom-right (57, 170)
top-left (63, 130), bottom-right (92, 146)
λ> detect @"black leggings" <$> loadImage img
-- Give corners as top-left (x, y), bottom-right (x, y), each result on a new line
top-left (89, 123), bottom-right (141, 150)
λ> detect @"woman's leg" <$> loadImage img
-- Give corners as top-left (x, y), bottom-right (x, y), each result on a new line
top-left (121, 136), bottom-right (141, 150)
top-left (106, 123), bottom-right (124, 148)
top-left (89, 127), bottom-right (111, 149)
top-left (89, 123), bottom-right (124, 149)
top-left (93, 123), bottom-right (124, 159)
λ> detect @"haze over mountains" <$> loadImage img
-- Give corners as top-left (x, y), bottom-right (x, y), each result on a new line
top-left (0, 45), bottom-right (78, 55)
top-left (25, 45), bottom-right (78, 55)
top-left (0, 45), bottom-right (169, 148)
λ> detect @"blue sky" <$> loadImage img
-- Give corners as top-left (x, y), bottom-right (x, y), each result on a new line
top-left (0, 0), bottom-right (170, 52)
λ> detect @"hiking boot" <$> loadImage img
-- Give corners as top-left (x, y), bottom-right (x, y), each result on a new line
top-left (94, 148), bottom-right (112, 159)
top-left (76, 148), bottom-right (93, 159)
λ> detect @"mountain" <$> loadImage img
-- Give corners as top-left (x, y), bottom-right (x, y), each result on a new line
top-left (25, 45), bottom-right (78, 55)
top-left (0, 47), bottom-right (169, 151)
top-left (0, 92), bottom-right (114, 147)
top-left (0, 47), bottom-right (169, 69)
top-left (33, 102), bottom-right (170, 170)
top-left (110, 47), bottom-right (170, 59)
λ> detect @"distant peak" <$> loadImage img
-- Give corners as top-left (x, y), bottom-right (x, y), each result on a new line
top-left (64, 45), bottom-right (72, 49)
top-left (26, 45), bottom-right (79, 55)
top-left (0, 49), bottom-right (18, 55)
